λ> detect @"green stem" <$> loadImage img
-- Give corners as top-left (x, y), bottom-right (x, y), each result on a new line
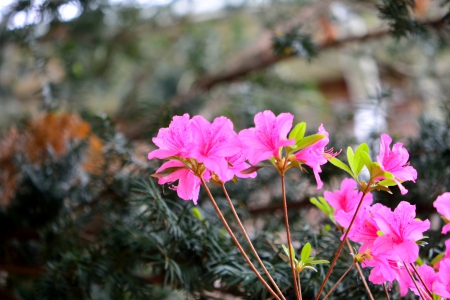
top-left (281, 174), bottom-right (302, 300)
top-left (322, 261), bottom-right (355, 300)
top-left (315, 189), bottom-right (369, 300)
top-left (220, 183), bottom-right (286, 300)
top-left (200, 178), bottom-right (281, 300)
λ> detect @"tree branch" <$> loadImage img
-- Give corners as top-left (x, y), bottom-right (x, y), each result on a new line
top-left (169, 17), bottom-right (448, 108)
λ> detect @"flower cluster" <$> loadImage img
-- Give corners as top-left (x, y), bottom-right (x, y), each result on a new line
top-left (148, 111), bottom-right (334, 204)
top-left (320, 147), bottom-right (450, 298)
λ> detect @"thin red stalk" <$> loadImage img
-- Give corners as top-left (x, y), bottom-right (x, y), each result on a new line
top-left (344, 239), bottom-right (374, 300)
top-left (297, 273), bottom-right (302, 299)
top-left (383, 283), bottom-right (391, 300)
top-left (220, 183), bottom-right (286, 300)
top-left (323, 262), bottom-right (356, 300)
top-left (404, 262), bottom-right (427, 300)
top-left (200, 178), bottom-right (281, 300)
top-left (281, 174), bottom-right (302, 300)
top-left (315, 190), bottom-right (368, 300)
top-left (410, 263), bottom-right (433, 298)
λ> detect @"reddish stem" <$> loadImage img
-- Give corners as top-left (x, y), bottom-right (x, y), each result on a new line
top-left (200, 178), bottom-right (281, 300)
top-left (221, 183), bottom-right (286, 300)
top-left (323, 261), bottom-right (355, 300)
top-left (281, 174), bottom-right (302, 300)
top-left (315, 189), bottom-right (369, 300)
top-left (344, 239), bottom-right (374, 300)
top-left (383, 283), bottom-right (391, 300)
top-left (410, 263), bottom-right (433, 298)
top-left (404, 262), bottom-right (428, 300)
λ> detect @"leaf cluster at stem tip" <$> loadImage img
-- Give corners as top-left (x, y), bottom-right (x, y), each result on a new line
top-left (328, 143), bottom-right (397, 194)
top-left (280, 243), bottom-right (329, 274)
top-left (286, 122), bottom-right (325, 155)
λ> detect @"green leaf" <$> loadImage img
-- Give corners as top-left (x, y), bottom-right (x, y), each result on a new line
top-left (290, 244), bottom-right (296, 261)
top-left (303, 266), bottom-right (317, 272)
top-left (430, 253), bottom-right (445, 266)
top-left (360, 151), bottom-right (373, 170)
top-left (310, 197), bottom-right (334, 220)
top-left (354, 143), bottom-right (370, 176)
top-left (191, 207), bottom-right (204, 221)
top-left (311, 260), bottom-right (329, 264)
top-left (289, 122), bottom-right (306, 141)
top-left (370, 162), bottom-right (383, 179)
top-left (347, 146), bottom-right (356, 175)
top-left (372, 185), bottom-right (392, 194)
top-left (295, 134), bottom-right (326, 150)
top-left (301, 243), bottom-right (311, 262)
top-left (329, 157), bottom-right (354, 178)
top-left (378, 179), bottom-right (397, 187)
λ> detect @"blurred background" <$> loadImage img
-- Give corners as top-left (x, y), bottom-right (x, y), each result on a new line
top-left (0, 0), bottom-right (450, 299)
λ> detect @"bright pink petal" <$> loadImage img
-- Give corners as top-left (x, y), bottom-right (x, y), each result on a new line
top-left (325, 178), bottom-right (373, 229)
top-left (434, 192), bottom-right (450, 216)
top-left (148, 114), bottom-right (193, 160)
top-left (434, 259), bottom-right (450, 298)
top-left (294, 124), bottom-right (335, 189)
top-left (371, 202), bottom-right (429, 263)
top-left (376, 134), bottom-right (417, 194)
top-left (190, 115), bottom-right (242, 181)
top-left (156, 160), bottom-right (201, 204)
top-left (239, 110), bottom-right (294, 165)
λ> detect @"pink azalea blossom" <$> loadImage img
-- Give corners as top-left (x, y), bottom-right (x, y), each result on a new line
top-left (433, 192), bottom-right (450, 234)
top-left (433, 258), bottom-right (450, 298)
top-left (347, 204), bottom-right (380, 250)
top-left (224, 151), bottom-right (257, 182)
top-left (362, 256), bottom-right (411, 296)
top-left (190, 115), bottom-right (243, 182)
top-left (363, 254), bottom-right (398, 285)
top-left (377, 134), bottom-right (417, 195)
top-left (155, 160), bottom-right (210, 204)
top-left (239, 110), bottom-right (295, 166)
top-left (324, 178), bottom-right (373, 228)
top-left (371, 201), bottom-right (430, 263)
top-left (294, 124), bottom-right (336, 189)
top-left (148, 113), bottom-right (193, 160)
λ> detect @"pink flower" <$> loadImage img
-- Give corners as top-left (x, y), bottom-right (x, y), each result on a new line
top-left (294, 124), bottom-right (336, 189)
top-left (433, 192), bottom-right (450, 234)
top-left (155, 160), bottom-right (210, 204)
top-left (148, 114), bottom-right (193, 160)
top-left (363, 255), bottom-right (399, 285)
top-left (224, 151), bottom-right (257, 182)
top-left (239, 110), bottom-right (295, 165)
top-left (324, 178), bottom-right (373, 228)
top-left (377, 134), bottom-right (417, 195)
top-left (347, 204), bottom-right (380, 251)
top-left (371, 201), bottom-right (430, 263)
top-left (434, 258), bottom-right (450, 298)
top-left (190, 115), bottom-right (243, 182)
top-left (362, 257), bottom-right (411, 296)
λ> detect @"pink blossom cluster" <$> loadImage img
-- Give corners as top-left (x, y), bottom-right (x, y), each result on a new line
top-left (377, 134), bottom-right (418, 195)
top-left (325, 178), bottom-right (450, 298)
top-left (148, 111), bottom-right (333, 204)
